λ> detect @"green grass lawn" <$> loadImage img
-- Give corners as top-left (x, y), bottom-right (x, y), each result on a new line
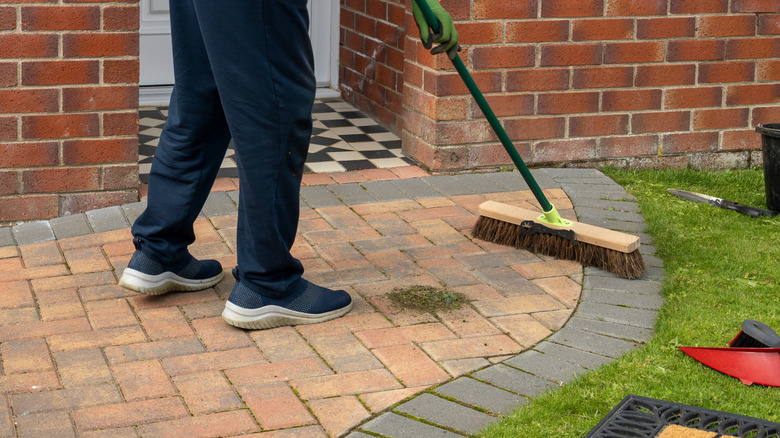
top-left (481, 167), bottom-right (780, 437)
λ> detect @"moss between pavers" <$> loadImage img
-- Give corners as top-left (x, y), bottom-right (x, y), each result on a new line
top-left (387, 285), bottom-right (468, 315)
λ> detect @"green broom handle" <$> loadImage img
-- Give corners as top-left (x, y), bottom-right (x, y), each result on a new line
top-left (412, 0), bottom-right (553, 214)
top-left (450, 57), bottom-right (554, 213)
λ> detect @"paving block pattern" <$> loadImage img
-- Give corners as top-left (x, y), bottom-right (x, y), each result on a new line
top-left (0, 168), bottom-right (662, 437)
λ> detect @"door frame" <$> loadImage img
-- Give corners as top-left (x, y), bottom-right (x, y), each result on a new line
top-left (311, 0), bottom-right (341, 98)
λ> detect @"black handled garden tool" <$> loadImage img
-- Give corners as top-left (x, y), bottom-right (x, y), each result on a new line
top-left (668, 189), bottom-right (777, 218)
top-left (411, 0), bottom-right (644, 279)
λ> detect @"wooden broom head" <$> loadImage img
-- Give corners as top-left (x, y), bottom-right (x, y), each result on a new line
top-left (477, 201), bottom-right (640, 253)
top-left (473, 202), bottom-right (645, 279)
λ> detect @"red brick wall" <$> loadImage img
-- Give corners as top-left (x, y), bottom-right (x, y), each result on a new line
top-left (0, 0), bottom-right (140, 223)
top-left (357, 0), bottom-right (780, 171)
top-left (339, 0), bottom-right (407, 133)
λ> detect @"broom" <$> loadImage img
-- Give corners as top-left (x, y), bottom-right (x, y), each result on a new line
top-left (412, 0), bottom-right (645, 279)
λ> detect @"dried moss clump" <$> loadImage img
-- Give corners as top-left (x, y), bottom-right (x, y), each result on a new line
top-left (387, 285), bottom-right (467, 314)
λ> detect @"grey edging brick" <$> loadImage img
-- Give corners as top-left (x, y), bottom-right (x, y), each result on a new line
top-left (86, 206), bottom-right (130, 233)
top-left (358, 412), bottom-right (465, 438)
top-left (329, 183), bottom-right (377, 205)
top-left (472, 364), bottom-right (560, 398)
top-left (348, 169), bottom-right (663, 437)
top-left (451, 173), bottom-right (506, 195)
top-left (422, 175), bottom-right (477, 197)
top-left (0, 227), bottom-right (14, 247)
top-left (201, 191), bottom-right (238, 217)
top-left (503, 350), bottom-right (588, 385)
top-left (343, 432), bottom-right (376, 438)
top-left (527, 169), bottom-right (559, 189)
top-left (50, 214), bottom-right (93, 240)
top-left (582, 289), bottom-right (664, 310)
top-left (227, 190), bottom-right (240, 205)
top-left (564, 317), bottom-right (654, 344)
top-left (122, 201), bottom-right (148, 226)
top-left (547, 327), bottom-right (641, 359)
top-left (541, 167), bottom-right (603, 179)
top-left (395, 394), bottom-right (498, 435)
top-left (486, 171), bottom-right (532, 192)
top-left (572, 198), bottom-right (641, 213)
top-left (576, 302), bottom-right (658, 329)
top-left (300, 185), bottom-right (343, 208)
top-left (361, 180), bottom-right (409, 202)
top-left (533, 342), bottom-right (614, 370)
top-left (584, 276), bottom-right (662, 295)
top-left (575, 207), bottom-right (647, 223)
top-left (434, 377), bottom-right (527, 415)
top-left (389, 178), bottom-right (441, 199)
top-left (12, 221), bottom-right (55, 245)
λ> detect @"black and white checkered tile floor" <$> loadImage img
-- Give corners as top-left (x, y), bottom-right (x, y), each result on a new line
top-left (138, 99), bottom-right (414, 183)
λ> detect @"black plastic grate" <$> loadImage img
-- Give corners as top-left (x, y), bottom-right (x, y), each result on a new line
top-left (585, 395), bottom-right (780, 438)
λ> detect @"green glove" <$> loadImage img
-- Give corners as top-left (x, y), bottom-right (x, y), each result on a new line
top-left (412, 0), bottom-right (460, 60)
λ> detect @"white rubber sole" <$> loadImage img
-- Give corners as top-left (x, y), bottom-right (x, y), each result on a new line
top-left (222, 300), bottom-right (353, 330)
top-left (118, 268), bottom-right (224, 295)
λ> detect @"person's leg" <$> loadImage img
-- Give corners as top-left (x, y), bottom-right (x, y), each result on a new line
top-left (189, 0), bottom-right (351, 328)
top-left (120, 0), bottom-right (229, 294)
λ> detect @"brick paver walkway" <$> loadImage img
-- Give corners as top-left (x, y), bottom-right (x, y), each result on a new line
top-left (0, 167), bottom-right (662, 437)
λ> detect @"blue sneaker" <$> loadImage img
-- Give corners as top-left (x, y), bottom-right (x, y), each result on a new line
top-left (119, 246), bottom-right (224, 295)
top-left (222, 272), bottom-right (353, 329)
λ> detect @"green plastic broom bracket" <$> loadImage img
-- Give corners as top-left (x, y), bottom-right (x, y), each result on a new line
top-left (537, 205), bottom-right (573, 228)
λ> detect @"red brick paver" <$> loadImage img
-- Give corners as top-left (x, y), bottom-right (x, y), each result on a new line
top-left (308, 396), bottom-right (371, 437)
top-left (241, 382), bottom-right (317, 430)
top-left (0, 170), bottom-right (584, 436)
top-left (173, 371), bottom-right (245, 415)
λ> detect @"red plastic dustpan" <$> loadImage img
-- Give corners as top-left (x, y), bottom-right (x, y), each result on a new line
top-left (679, 346), bottom-right (780, 387)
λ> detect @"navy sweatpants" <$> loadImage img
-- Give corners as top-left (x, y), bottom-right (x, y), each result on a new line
top-left (132, 0), bottom-right (316, 298)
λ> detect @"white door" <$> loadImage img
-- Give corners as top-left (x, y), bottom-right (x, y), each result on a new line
top-left (139, 0), bottom-right (339, 105)
top-left (309, 0), bottom-right (339, 93)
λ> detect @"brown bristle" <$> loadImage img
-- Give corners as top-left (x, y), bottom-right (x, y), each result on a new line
top-left (472, 215), bottom-right (646, 279)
